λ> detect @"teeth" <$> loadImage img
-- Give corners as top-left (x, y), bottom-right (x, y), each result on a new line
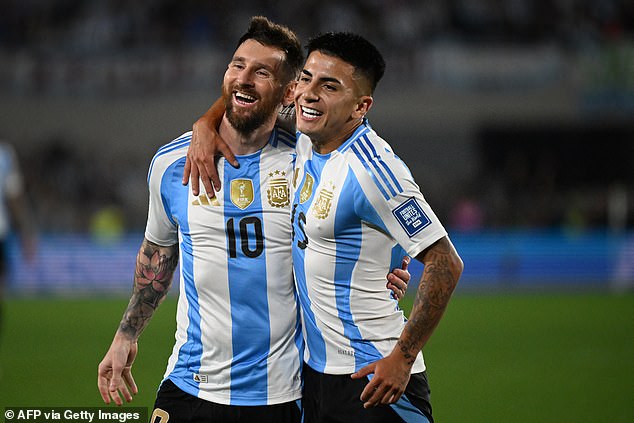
top-left (235, 92), bottom-right (256, 102)
top-left (301, 106), bottom-right (322, 117)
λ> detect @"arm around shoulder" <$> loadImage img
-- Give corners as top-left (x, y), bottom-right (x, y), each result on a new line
top-left (185, 97), bottom-right (237, 196)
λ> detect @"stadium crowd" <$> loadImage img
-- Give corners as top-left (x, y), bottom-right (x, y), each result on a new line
top-left (0, 0), bottom-right (632, 95)
top-left (1, 0), bottom-right (633, 234)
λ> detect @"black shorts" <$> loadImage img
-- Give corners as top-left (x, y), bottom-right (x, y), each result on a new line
top-left (151, 379), bottom-right (302, 423)
top-left (302, 363), bottom-right (433, 423)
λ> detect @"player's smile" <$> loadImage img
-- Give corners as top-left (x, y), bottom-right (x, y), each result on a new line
top-left (299, 105), bottom-right (323, 120)
top-left (233, 90), bottom-right (258, 107)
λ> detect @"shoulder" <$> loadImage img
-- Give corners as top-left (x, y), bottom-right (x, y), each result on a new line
top-left (343, 128), bottom-right (396, 169)
top-left (271, 125), bottom-right (296, 151)
top-left (153, 131), bottom-right (192, 160)
top-left (343, 129), bottom-right (413, 198)
top-left (294, 132), bottom-right (313, 156)
top-left (147, 131), bottom-right (191, 182)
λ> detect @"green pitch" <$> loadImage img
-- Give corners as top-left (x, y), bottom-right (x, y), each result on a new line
top-left (0, 292), bottom-right (632, 422)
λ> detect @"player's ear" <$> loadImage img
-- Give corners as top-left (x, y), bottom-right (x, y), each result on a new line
top-left (352, 95), bottom-right (373, 119)
top-left (282, 80), bottom-right (297, 107)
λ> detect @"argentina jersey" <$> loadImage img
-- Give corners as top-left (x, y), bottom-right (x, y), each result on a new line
top-left (145, 127), bottom-right (303, 405)
top-left (291, 121), bottom-right (447, 375)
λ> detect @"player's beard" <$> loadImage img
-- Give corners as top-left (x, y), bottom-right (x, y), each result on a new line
top-left (223, 84), bottom-right (282, 136)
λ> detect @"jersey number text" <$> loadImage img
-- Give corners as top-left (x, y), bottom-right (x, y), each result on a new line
top-left (225, 216), bottom-right (264, 258)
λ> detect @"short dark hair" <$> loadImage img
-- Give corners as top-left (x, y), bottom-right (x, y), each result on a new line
top-left (305, 32), bottom-right (385, 93)
top-left (237, 16), bottom-right (303, 84)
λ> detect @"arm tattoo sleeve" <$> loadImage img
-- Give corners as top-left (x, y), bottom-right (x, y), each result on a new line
top-left (398, 237), bottom-right (462, 364)
top-left (118, 238), bottom-right (179, 340)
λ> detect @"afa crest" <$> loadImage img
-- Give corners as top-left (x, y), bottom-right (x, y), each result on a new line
top-left (313, 181), bottom-right (335, 219)
top-left (299, 173), bottom-right (314, 204)
top-left (230, 179), bottom-right (254, 210)
top-left (267, 170), bottom-right (290, 208)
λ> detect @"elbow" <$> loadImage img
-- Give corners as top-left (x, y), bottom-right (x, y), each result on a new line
top-left (442, 236), bottom-right (464, 286)
top-left (451, 252), bottom-right (464, 286)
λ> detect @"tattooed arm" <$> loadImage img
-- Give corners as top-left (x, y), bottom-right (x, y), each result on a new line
top-left (397, 236), bottom-right (463, 361)
top-left (119, 239), bottom-right (179, 338)
top-left (97, 238), bottom-right (179, 406)
top-left (352, 236), bottom-right (463, 408)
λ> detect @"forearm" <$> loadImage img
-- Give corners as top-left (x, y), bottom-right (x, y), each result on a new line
top-left (194, 97), bottom-right (224, 132)
top-left (397, 237), bottom-right (463, 364)
top-left (117, 238), bottom-right (179, 340)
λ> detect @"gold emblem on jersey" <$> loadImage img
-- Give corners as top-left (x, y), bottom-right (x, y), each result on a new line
top-left (267, 170), bottom-right (289, 208)
top-left (192, 193), bottom-right (220, 206)
top-left (230, 179), bottom-right (254, 209)
top-left (299, 173), bottom-right (314, 204)
top-left (313, 181), bottom-right (335, 219)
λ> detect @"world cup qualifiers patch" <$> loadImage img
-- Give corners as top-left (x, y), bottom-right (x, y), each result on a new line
top-left (392, 197), bottom-right (431, 237)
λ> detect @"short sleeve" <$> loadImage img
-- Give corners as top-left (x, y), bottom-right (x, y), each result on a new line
top-left (144, 153), bottom-right (179, 246)
top-left (349, 137), bottom-right (447, 258)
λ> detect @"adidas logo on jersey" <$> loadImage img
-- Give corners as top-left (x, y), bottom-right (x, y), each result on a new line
top-left (193, 373), bottom-right (208, 383)
top-left (192, 194), bottom-right (220, 206)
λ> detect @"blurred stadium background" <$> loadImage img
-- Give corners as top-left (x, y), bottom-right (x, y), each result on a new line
top-left (0, 1), bottom-right (632, 422)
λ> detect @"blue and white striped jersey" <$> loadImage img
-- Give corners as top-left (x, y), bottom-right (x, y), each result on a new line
top-left (145, 128), bottom-right (303, 406)
top-left (291, 121), bottom-right (447, 375)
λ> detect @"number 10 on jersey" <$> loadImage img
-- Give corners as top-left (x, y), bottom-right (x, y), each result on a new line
top-left (225, 216), bottom-right (264, 258)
